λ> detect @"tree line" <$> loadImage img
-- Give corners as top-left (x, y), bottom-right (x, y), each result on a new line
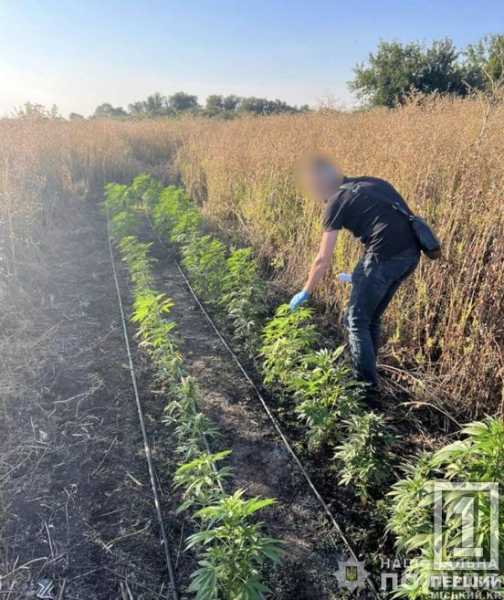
top-left (66, 92), bottom-right (308, 121)
top-left (9, 34), bottom-right (504, 121)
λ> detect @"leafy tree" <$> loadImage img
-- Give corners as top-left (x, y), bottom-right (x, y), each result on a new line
top-left (12, 102), bottom-right (63, 120)
top-left (204, 94), bottom-right (241, 118)
top-left (204, 94), bottom-right (225, 117)
top-left (221, 94), bottom-right (240, 111)
top-left (420, 39), bottom-right (467, 95)
top-left (350, 38), bottom-right (468, 107)
top-left (237, 96), bottom-right (304, 115)
top-left (90, 91), bottom-right (306, 120)
top-left (92, 103), bottom-right (127, 118)
top-left (167, 91), bottom-right (200, 113)
top-left (128, 96), bottom-right (172, 118)
top-left (128, 101), bottom-right (146, 116)
top-left (238, 97), bottom-right (271, 115)
top-left (465, 34), bottom-right (504, 92)
top-left (143, 92), bottom-right (170, 116)
top-left (268, 99), bottom-right (300, 114)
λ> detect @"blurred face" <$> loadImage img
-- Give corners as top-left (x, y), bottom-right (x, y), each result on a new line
top-left (296, 155), bottom-right (344, 201)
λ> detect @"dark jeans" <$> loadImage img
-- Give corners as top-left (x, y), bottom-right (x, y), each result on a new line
top-left (344, 248), bottom-right (420, 390)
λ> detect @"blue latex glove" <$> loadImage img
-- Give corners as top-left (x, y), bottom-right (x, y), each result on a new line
top-left (289, 290), bottom-right (311, 311)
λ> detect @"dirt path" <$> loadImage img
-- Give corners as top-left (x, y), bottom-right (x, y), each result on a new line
top-left (1, 201), bottom-right (178, 600)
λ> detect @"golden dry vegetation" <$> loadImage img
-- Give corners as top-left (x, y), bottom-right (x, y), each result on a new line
top-left (1, 93), bottom-right (503, 417)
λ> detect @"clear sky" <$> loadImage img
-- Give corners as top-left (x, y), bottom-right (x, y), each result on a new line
top-left (0, 0), bottom-right (502, 117)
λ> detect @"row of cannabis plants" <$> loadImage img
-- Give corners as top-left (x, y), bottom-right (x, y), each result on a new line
top-left (105, 175), bottom-right (504, 600)
top-left (104, 185), bottom-right (283, 600)
top-left (139, 175), bottom-right (398, 501)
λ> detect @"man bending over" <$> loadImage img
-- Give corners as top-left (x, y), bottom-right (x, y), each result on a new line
top-left (289, 155), bottom-right (420, 408)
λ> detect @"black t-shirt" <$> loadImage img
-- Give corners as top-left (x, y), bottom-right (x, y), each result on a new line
top-left (323, 176), bottom-right (419, 258)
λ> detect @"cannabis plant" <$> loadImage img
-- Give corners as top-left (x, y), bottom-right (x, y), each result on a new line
top-left (334, 412), bottom-right (397, 500)
top-left (174, 451), bottom-right (232, 514)
top-left (432, 417), bottom-right (504, 482)
top-left (387, 451), bottom-right (437, 552)
top-left (259, 304), bottom-right (319, 387)
top-left (152, 186), bottom-right (198, 241)
top-left (163, 376), bottom-right (201, 425)
top-left (110, 210), bottom-right (138, 240)
top-left (118, 237), bottom-right (156, 291)
top-left (130, 173), bottom-right (163, 209)
top-left (131, 292), bottom-right (176, 345)
top-left (175, 412), bottom-right (221, 460)
top-left (187, 491), bottom-right (283, 600)
top-left (103, 182), bottom-right (134, 218)
top-left (119, 235), bottom-right (182, 378)
top-left (181, 235), bottom-right (228, 303)
top-left (289, 347), bottom-right (364, 448)
top-left (387, 418), bottom-right (504, 600)
top-left (220, 248), bottom-right (266, 349)
top-left (171, 206), bottom-right (202, 244)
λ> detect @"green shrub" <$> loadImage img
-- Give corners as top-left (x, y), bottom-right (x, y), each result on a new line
top-left (187, 491), bottom-right (283, 600)
top-left (334, 412), bottom-right (397, 500)
top-left (259, 304), bottom-right (318, 387)
top-left (289, 347), bottom-right (364, 448)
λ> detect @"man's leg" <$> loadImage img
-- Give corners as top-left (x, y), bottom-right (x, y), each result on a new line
top-left (345, 258), bottom-right (391, 389)
top-left (369, 252), bottom-right (420, 357)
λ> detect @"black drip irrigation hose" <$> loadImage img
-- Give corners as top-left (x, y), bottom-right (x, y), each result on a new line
top-left (106, 212), bottom-right (180, 600)
top-left (145, 213), bottom-right (381, 599)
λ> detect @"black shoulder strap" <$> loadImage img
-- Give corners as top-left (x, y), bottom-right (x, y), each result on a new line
top-left (339, 182), bottom-right (360, 192)
top-left (392, 202), bottom-right (415, 221)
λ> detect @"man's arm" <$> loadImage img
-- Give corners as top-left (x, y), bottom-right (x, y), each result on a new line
top-left (303, 230), bottom-right (339, 292)
top-left (289, 230), bottom-right (338, 310)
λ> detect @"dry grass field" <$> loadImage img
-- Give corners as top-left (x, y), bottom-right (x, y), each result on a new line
top-left (1, 92), bottom-right (503, 418)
